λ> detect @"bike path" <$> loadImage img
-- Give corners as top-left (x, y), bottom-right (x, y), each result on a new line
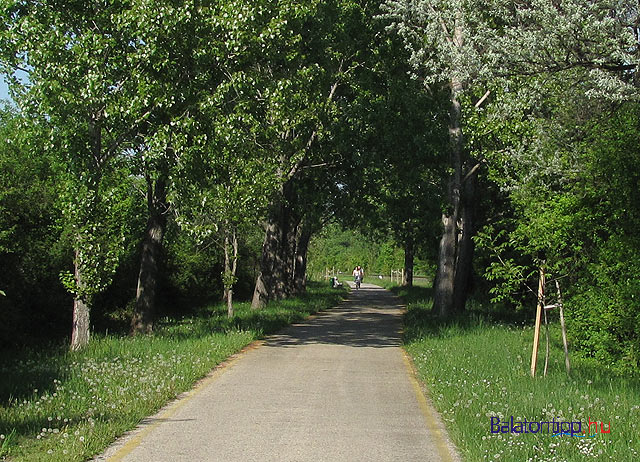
top-left (96, 283), bottom-right (459, 462)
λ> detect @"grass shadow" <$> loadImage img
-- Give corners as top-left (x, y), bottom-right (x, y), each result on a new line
top-left (392, 285), bottom-right (537, 344)
top-left (0, 282), bottom-right (346, 408)
top-left (0, 345), bottom-right (71, 406)
top-left (156, 283), bottom-right (347, 341)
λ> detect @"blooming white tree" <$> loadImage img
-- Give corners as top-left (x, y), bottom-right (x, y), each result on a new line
top-left (381, 0), bottom-right (639, 316)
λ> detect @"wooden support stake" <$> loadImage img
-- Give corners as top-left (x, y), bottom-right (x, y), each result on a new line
top-left (530, 267), bottom-right (545, 377)
top-left (543, 305), bottom-right (550, 377)
top-left (556, 279), bottom-right (571, 375)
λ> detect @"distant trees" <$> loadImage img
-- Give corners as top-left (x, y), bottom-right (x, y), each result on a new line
top-left (306, 224), bottom-right (412, 278)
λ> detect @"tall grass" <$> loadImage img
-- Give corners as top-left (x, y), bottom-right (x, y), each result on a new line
top-left (0, 282), bottom-right (346, 461)
top-left (400, 287), bottom-right (640, 462)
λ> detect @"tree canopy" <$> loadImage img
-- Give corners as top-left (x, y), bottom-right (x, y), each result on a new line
top-left (0, 0), bottom-right (639, 370)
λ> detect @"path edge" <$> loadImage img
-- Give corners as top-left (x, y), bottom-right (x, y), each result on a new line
top-left (94, 339), bottom-right (265, 461)
top-left (382, 283), bottom-right (462, 462)
top-left (401, 349), bottom-right (463, 462)
top-left (94, 292), bottom-right (350, 461)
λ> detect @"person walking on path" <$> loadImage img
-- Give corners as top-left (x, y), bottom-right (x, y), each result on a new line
top-left (352, 265), bottom-right (364, 289)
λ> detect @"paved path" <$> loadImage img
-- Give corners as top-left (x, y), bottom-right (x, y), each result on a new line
top-left (97, 283), bottom-right (459, 462)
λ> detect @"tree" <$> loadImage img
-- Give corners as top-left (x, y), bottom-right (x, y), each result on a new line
top-left (249, 0), bottom-right (379, 308)
top-left (1, 0), bottom-right (156, 348)
top-left (172, 107), bottom-right (278, 317)
top-left (382, 0), bottom-right (639, 316)
top-left (381, 0), bottom-right (482, 316)
top-left (126, 0), bottom-right (218, 334)
top-left (0, 103), bottom-right (71, 345)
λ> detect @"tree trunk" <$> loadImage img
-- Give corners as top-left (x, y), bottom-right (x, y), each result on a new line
top-left (403, 235), bottom-right (414, 287)
top-left (70, 249), bottom-right (90, 351)
top-left (131, 176), bottom-right (167, 334)
top-left (276, 181), bottom-right (299, 299)
top-left (251, 220), bottom-right (280, 309)
top-left (433, 74), bottom-right (464, 318)
top-left (251, 181), bottom-right (297, 309)
top-left (70, 114), bottom-right (101, 350)
top-left (293, 224), bottom-right (312, 295)
top-left (268, 208), bottom-right (289, 301)
top-left (453, 164), bottom-right (478, 313)
top-left (283, 216), bottom-right (302, 296)
top-left (433, 213), bottom-right (458, 316)
top-left (224, 226), bottom-right (239, 318)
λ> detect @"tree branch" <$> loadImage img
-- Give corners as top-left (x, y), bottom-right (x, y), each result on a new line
top-left (474, 90), bottom-right (491, 108)
top-left (285, 60), bottom-right (345, 179)
top-left (462, 159), bottom-right (484, 184)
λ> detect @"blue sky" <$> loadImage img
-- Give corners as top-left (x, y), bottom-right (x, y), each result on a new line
top-left (0, 76), bottom-right (12, 103)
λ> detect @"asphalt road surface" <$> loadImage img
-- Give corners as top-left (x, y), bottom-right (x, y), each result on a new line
top-left (96, 283), bottom-right (460, 462)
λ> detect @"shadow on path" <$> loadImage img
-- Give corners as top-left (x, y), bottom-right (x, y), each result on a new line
top-left (265, 284), bottom-right (405, 349)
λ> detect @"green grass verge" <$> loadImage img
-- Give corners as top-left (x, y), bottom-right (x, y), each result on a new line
top-left (396, 286), bottom-right (640, 462)
top-left (362, 276), bottom-right (432, 289)
top-left (0, 282), bottom-right (346, 461)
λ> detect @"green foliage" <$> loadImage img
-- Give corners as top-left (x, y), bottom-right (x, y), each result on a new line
top-left (0, 103), bottom-right (72, 345)
top-left (0, 0), bottom-right (153, 310)
top-left (473, 75), bottom-right (640, 370)
top-left (0, 428), bottom-right (17, 458)
top-left (307, 223), bottom-right (431, 277)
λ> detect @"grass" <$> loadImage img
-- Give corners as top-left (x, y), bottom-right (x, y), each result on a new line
top-left (397, 286), bottom-right (640, 462)
top-left (362, 276), bottom-right (432, 288)
top-left (0, 282), bottom-right (346, 461)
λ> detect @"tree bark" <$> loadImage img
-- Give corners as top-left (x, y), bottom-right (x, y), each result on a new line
top-left (70, 248), bottom-right (90, 351)
top-left (70, 113), bottom-right (102, 350)
top-left (251, 219), bottom-right (280, 309)
top-left (271, 209), bottom-right (289, 301)
top-left (283, 216), bottom-right (303, 296)
top-left (453, 164), bottom-right (478, 313)
top-left (402, 235), bottom-right (414, 287)
top-left (293, 224), bottom-right (313, 295)
top-left (224, 226), bottom-right (239, 318)
top-left (251, 180), bottom-right (298, 309)
top-left (131, 175), bottom-right (167, 334)
top-left (433, 75), bottom-right (464, 318)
